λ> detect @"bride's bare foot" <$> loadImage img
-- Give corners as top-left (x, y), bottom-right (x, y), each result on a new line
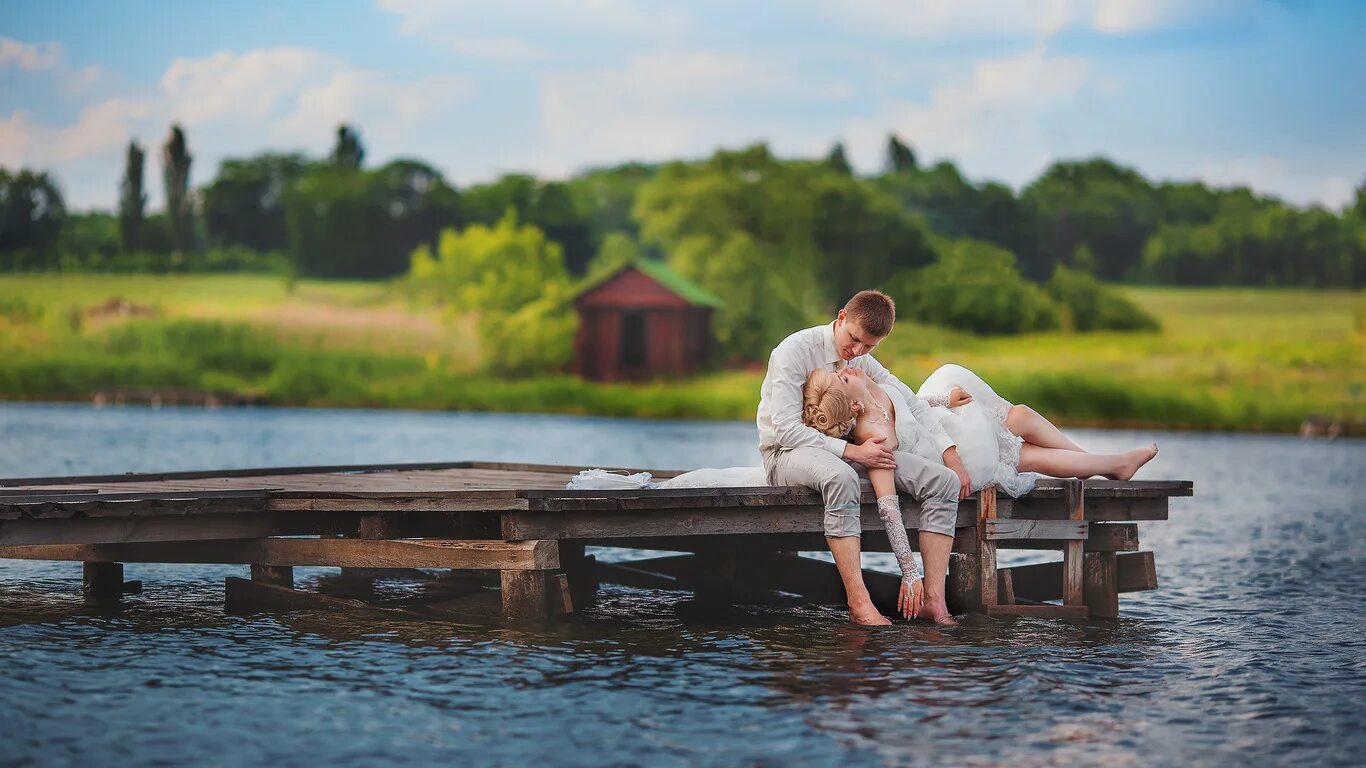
top-left (849, 601), bottom-right (892, 626)
top-left (1112, 443), bottom-right (1159, 481)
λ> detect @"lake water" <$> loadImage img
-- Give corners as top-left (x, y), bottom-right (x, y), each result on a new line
top-left (1, 402), bottom-right (1364, 767)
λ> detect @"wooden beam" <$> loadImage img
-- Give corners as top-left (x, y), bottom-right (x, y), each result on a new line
top-left (1083, 551), bottom-right (1119, 619)
top-left (1, 461), bottom-right (478, 488)
top-left (946, 553), bottom-right (980, 615)
top-left (996, 523), bottom-right (1139, 552)
top-left (250, 564), bottom-right (293, 587)
top-left (500, 570), bottom-right (551, 618)
top-left (986, 604), bottom-right (1090, 619)
top-left (0, 538), bottom-right (560, 570)
top-left (984, 518), bottom-right (1087, 541)
top-left (1005, 551), bottom-right (1157, 603)
top-left (1010, 496), bottom-right (1168, 522)
top-left (501, 503), bottom-right (979, 541)
top-left (0, 491), bottom-right (272, 521)
top-left (225, 576), bottom-right (378, 614)
top-left (1063, 479), bottom-right (1085, 608)
top-left (0, 514), bottom-right (282, 547)
top-left (977, 486), bottom-right (998, 611)
top-left (83, 561), bottom-right (123, 598)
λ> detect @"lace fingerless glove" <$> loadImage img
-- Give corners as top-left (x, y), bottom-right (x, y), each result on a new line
top-left (877, 494), bottom-right (924, 588)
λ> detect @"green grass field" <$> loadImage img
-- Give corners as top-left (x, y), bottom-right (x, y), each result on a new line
top-left (1, 274), bottom-right (1361, 432)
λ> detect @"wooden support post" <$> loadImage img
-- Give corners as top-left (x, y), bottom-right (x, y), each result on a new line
top-left (341, 513), bottom-right (394, 583)
top-left (250, 563), bottom-right (293, 588)
top-left (1063, 479), bottom-right (1085, 609)
top-left (558, 541), bottom-right (596, 608)
top-left (501, 570), bottom-right (552, 619)
top-left (1083, 552), bottom-right (1120, 618)
top-left (976, 486), bottom-right (998, 612)
top-left (83, 561), bottom-right (123, 598)
top-left (946, 553), bottom-right (980, 615)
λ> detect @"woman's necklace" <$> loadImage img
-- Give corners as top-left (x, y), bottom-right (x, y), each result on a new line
top-left (865, 394), bottom-right (892, 425)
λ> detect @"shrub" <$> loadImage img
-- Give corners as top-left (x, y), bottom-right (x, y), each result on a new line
top-left (888, 238), bottom-right (1058, 335)
top-left (1046, 264), bottom-right (1160, 332)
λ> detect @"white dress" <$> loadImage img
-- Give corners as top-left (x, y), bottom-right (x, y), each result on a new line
top-left (915, 364), bottom-right (1038, 497)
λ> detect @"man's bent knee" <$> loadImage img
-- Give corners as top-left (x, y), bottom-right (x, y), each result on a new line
top-left (919, 498), bottom-right (957, 538)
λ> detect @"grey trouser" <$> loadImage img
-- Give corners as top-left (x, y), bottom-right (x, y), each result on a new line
top-left (762, 447), bottom-right (960, 538)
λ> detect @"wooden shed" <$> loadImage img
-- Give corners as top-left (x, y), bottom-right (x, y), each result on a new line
top-left (572, 260), bottom-right (722, 381)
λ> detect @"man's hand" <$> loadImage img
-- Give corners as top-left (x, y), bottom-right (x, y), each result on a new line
top-left (942, 446), bottom-right (972, 500)
top-left (847, 436), bottom-right (896, 470)
top-left (948, 387), bottom-right (973, 408)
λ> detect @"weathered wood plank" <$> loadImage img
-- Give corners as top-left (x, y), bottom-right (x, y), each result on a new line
top-left (1027, 478), bottom-right (1193, 497)
top-left (0, 538), bottom-right (560, 570)
top-left (1063, 479), bottom-right (1085, 608)
top-left (0, 514), bottom-right (282, 547)
top-left (501, 570), bottom-right (551, 618)
top-left (250, 563), bottom-right (293, 587)
top-left (1010, 496), bottom-right (1169, 521)
top-left (977, 486), bottom-right (998, 611)
top-left (268, 495), bottom-right (527, 513)
top-left (1003, 523), bottom-right (1139, 552)
top-left (501, 503), bottom-right (981, 540)
top-left (984, 518), bottom-right (1088, 541)
top-left (1083, 551), bottom-right (1120, 619)
top-left (225, 577), bottom-right (377, 614)
top-left (0, 461), bottom-right (477, 488)
top-left (1005, 551), bottom-right (1157, 602)
top-left (83, 561), bottom-right (123, 598)
top-left (985, 604), bottom-right (1090, 619)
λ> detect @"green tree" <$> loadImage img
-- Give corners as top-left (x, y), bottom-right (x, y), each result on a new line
top-left (1023, 158), bottom-right (1159, 281)
top-left (0, 168), bottom-right (66, 269)
top-left (887, 238), bottom-right (1058, 335)
top-left (408, 210), bottom-right (569, 313)
top-left (1046, 264), bottom-right (1159, 331)
top-left (826, 142), bottom-right (853, 176)
top-left (202, 153), bottom-right (309, 251)
top-left (886, 134), bottom-right (917, 174)
top-left (118, 140), bottom-right (146, 252)
top-left (161, 124), bottom-right (194, 253)
top-left (331, 124), bottom-right (364, 170)
top-left (634, 144), bottom-right (828, 359)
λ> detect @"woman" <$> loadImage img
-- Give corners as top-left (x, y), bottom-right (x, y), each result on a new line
top-left (803, 363), bottom-right (1157, 618)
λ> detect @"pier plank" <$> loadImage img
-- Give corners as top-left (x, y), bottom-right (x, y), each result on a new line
top-left (984, 519), bottom-right (1087, 541)
top-left (0, 538), bottom-right (560, 570)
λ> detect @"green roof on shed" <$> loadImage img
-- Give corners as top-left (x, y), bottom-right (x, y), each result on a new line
top-left (575, 258), bottom-right (724, 308)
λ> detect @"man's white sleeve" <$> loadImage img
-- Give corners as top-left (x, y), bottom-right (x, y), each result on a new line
top-left (766, 351), bottom-right (847, 457)
top-left (863, 356), bottom-right (956, 455)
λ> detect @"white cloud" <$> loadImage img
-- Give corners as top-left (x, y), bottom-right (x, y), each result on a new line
top-left (0, 37), bottom-right (63, 70)
top-left (825, 0), bottom-right (1246, 40)
top-left (375, 0), bottom-right (689, 59)
top-left (535, 52), bottom-right (835, 174)
top-left (842, 45), bottom-right (1090, 183)
top-left (1194, 155), bottom-right (1358, 210)
top-left (160, 47), bottom-right (333, 126)
top-left (0, 98), bottom-right (152, 168)
top-left (274, 69), bottom-right (476, 146)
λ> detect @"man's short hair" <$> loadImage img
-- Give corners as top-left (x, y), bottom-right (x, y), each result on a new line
top-left (844, 290), bottom-right (896, 337)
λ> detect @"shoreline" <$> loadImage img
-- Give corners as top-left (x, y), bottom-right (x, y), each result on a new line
top-left (4, 393), bottom-right (1359, 438)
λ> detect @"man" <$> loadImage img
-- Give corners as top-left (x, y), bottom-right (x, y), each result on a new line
top-left (756, 290), bottom-right (969, 625)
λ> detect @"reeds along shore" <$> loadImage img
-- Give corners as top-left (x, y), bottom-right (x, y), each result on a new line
top-left (0, 274), bottom-right (1362, 433)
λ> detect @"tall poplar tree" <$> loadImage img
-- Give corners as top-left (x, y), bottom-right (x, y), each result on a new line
top-left (161, 124), bottom-right (193, 252)
top-left (118, 140), bottom-right (145, 251)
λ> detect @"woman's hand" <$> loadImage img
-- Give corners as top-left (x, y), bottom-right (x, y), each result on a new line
top-left (948, 387), bottom-right (973, 408)
top-left (898, 577), bottom-right (925, 619)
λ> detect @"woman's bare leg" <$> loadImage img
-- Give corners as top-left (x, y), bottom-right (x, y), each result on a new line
top-left (1005, 404), bottom-right (1087, 452)
top-left (1018, 443), bottom-right (1158, 480)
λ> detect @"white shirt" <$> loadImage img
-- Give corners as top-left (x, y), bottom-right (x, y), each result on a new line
top-left (756, 322), bottom-right (956, 459)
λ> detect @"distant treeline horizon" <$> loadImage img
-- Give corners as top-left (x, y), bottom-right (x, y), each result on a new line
top-left (2, 122), bottom-right (1363, 301)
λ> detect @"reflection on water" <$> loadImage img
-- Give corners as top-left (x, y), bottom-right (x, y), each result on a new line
top-left (1, 403), bottom-right (1364, 766)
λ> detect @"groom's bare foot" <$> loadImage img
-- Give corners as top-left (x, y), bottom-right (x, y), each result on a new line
top-left (917, 599), bottom-right (959, 626)
top-left (1112, 443), bottom-right (1159, 481)
top-left (849, 601), bottom-right (892, 626)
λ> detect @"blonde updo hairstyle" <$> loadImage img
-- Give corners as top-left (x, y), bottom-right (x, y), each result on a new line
top-left (802, 369), bottom-right (858, 439)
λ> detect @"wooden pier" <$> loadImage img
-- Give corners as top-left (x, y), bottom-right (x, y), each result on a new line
top-left (0, 462), bottom-right (1191, 621)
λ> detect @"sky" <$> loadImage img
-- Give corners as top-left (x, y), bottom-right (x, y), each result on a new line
top-left (2, 0), bottom-right (1363, 211)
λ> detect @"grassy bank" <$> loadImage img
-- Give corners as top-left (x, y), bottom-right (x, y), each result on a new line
top-left (0, 275), bottom-right (1361, 432)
